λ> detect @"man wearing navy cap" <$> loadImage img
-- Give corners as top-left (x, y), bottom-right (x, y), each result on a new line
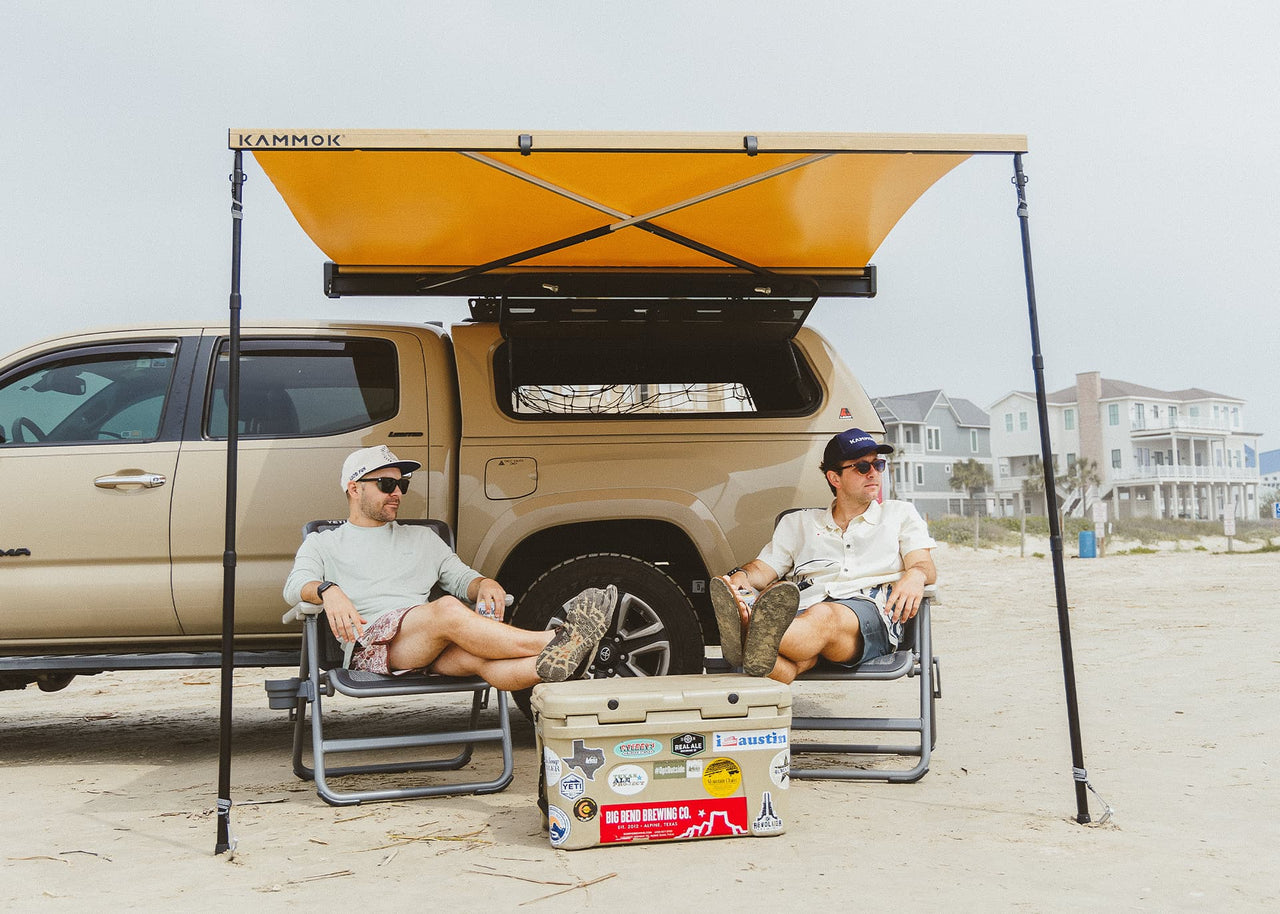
top-left (710, 428), bottom-right (937, 681)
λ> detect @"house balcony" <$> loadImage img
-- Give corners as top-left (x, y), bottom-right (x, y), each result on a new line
top-left (1112, 466), bottom-right (1260, 484)
top-left (1129, 417), bottom-right (1244, 437)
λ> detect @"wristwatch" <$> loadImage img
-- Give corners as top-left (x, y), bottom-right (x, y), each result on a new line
top-left (727, 567), bottom-right (745, 578)
top-left (316, 581), bottom-right (337, 600)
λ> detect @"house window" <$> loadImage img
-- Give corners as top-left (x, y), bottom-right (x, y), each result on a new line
top-left (970, 429), bottom-right (979, 453)
top-left (1169, 405), bottom-right (1178, 426)
top-left (1111, 449), bottom-right (1122, 469)
top-left (1132, 402), bottom-right (1145, 429)
top-left (915, 465), bottom-right (925, 486)
top-left (926, 427), bottom-right (941, 451)
top-left (1108, 403), bottom-right (1119, 426)
top-left (1067, 453), bottom-right (1076, 472)
top-left (1005, 413), bottom-right (1013, 432)
top-left (1019, 411), bottom-right (1028, 431)
top-left (1063, 408), bottom-right (1075, 430)
top-left (1190, 405), bottom-right (1200, 420)
top-left (1232, 407), bottom-right (1239, 428)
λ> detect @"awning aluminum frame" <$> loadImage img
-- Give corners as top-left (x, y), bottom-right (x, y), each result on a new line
top-left (214, 130), bottom-right (1093, 853)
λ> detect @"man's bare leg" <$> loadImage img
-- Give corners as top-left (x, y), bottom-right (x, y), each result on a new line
top-left (428, 645), bottom-right (542, 690)
top-left (387, 597), bottom-right (554, 672)
top-left (386, 587), bottom-right (614, 686)
top-left (765, 601), bottom-right (864, 684)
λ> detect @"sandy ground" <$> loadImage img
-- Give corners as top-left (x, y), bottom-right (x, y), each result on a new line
top-left (3, 539), bottom-right (1278, 912)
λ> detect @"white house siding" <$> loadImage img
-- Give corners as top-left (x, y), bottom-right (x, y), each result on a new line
top-left (989, 373), bottom-right (1261, 521)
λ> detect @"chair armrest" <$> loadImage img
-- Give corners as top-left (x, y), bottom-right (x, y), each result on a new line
top-left (283, 602), bottom-right (324, 624)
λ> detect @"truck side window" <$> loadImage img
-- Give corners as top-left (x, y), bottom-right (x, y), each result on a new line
top-left (205, 337), bottom-right (399, 439)
top-left (0, 345), bottom-right (177, 446)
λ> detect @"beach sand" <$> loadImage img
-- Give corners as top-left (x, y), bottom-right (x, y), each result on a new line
top-left (3, 541), bottom-right (1278, 911)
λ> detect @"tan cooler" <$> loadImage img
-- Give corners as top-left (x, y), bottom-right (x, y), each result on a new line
top-left (531, 674), bottom-right (791, 850)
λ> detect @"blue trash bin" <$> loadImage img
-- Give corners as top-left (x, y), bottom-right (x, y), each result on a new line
top-left (1078, 529), bottom-right (1096, 558)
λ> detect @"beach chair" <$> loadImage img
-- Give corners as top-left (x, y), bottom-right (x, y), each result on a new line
top-left (790, 591), bottom-right (939, 783)
top-left (264, 518), bottom-right (514, 806)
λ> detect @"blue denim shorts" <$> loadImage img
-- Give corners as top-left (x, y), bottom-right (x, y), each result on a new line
top-left (821, 595), bottom-right (891, 668)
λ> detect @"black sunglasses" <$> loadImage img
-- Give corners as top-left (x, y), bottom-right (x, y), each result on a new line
top-left (838, 458), bottom-right (886, 475)
top-left (360, 475), bottom-right (410, 494)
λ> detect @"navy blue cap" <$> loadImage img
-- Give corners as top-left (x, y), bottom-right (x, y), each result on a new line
top-left (821, 427), bottom-right (893, 470)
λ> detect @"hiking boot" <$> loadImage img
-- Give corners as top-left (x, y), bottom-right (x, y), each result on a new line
top-left (742, 581), bottom-right (799, 677)
top-left (536, 585), bottom-right (616, 682)
top-left (709, 575), bottom-right (750, 669)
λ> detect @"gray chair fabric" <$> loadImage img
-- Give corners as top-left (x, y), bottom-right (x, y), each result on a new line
top-left (265, 518), bottom-right (513, 806)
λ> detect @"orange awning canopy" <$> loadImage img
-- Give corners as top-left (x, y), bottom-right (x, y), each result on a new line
top-left (230, 129), bottom-right (1026, 295)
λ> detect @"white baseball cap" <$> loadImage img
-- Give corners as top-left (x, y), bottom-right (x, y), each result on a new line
top-left (340, 445), bottom-right (422, 492)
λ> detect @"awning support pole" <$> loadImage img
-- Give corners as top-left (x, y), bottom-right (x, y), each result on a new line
top-left (1012, 153), bottom-right (1092, 824)
top-left (216, 150), bottom-right (245, 854)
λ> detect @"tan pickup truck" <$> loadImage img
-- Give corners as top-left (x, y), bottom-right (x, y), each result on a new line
top-left (0, 307), bottom-right (879, 691)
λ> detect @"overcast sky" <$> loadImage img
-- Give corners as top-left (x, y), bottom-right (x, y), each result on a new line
top-left (5, 2), bottom-right (1277, 446)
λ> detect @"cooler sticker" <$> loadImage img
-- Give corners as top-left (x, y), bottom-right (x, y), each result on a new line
top-left (684, 759), bottom-right (704, 779)
top-left (653, 760), bottom-right (687, 779)
top-left (671, 733), bottom-right (705, 757)
top-left (752, 792), bottom-right (784, 835)
top-left (573, 797), bottom-right (599, 822)
top-left (608, 764), bottom-right (649, 796)
top-left (614, 738), bottom-right (661, 759)
top-left (712, 728), bottom-right (789, 753)
top-left (561, 739), bottom-right (607, 780)
top-left (701, 757), bottom-right (742, 798)
top-left (600, 797), bottom-right (749, 844)
top-left (558, 772), bottom-right (586, 801)
top-left (547, 805), bottom-right (571, 847)
top-left (543, 747), bottom-right (563, 787)
top-left (770, 749), bottom-right (790, 790)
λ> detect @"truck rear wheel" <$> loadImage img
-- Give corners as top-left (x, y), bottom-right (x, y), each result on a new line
top-left (512, 553), bottom-right (705, 716)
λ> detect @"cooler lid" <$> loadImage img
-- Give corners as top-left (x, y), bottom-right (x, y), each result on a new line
top-left (531, 673), bottom-right (791, 724)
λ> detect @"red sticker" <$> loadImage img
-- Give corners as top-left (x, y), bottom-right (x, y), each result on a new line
top-left (839, 407), bottom-right (852, 418)
top-left (599, 797), bottom-right (749, 843)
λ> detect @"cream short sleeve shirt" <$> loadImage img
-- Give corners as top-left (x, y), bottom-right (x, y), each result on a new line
top-left (755, 499), bottom-right (937, 612)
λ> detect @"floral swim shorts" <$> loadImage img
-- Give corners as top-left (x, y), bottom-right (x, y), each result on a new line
top-left (349, 605), bottom-right (416, 674)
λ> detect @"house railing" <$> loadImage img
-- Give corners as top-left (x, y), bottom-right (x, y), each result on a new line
top-left (1113, 466), bottom-right (1260, 483)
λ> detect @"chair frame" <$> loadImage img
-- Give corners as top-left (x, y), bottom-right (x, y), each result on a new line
top-left (790, 595), bottom-right (940, 782)
top-left (266, 518), bottom-right (514, 806)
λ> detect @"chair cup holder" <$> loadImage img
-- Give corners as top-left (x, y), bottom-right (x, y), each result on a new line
top-left (265, 677), bottom-right (302, 709)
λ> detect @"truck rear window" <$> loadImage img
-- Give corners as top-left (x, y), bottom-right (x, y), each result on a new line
top-left (496, 338), bottom-right (820, 418)
top-left (206, 337), bottom-right (398, 438)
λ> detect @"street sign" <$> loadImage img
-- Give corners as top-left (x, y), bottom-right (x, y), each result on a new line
top-left (1223, 513), bottom-right (1236, 537)
top-left (1273, 502), bottom-right (1280, 520)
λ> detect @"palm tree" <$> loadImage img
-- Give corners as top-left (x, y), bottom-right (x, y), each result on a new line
top-left (1019, 455), bottom-right (1046, 557)
top-left (1058, 457), bottom-right (1102, 518)
top-left (949, 458), bottom-right (993, 548)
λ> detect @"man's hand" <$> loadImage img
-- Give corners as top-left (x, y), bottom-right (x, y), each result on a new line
top-left (471, 577), bottom-right (509, 621)
top-left (886, 567), bottom-right (927, 622)
top-left (886, 549), bottom-right (936, 623)
top-left (319, 586), bottom-right (367, 643)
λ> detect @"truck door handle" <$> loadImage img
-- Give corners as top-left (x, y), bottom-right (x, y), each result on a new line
top-left (94, 473), bottom-right (168, 489)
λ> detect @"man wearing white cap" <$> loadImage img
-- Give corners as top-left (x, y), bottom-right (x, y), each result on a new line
top-left (284, 445), bottom-right (612, 688)
top-left (710, 428), bottom-right (937, 682)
